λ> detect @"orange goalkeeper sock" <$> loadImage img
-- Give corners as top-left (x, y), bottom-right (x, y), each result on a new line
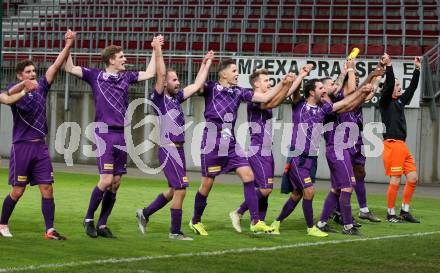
top-left (387, 183), bottom-right (400, 211)
top-left (402, 180), bottom-right (417, 211)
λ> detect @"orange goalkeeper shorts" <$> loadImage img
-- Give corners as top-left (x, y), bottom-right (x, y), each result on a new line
top-left (382, 139), bottom-right (417, 176)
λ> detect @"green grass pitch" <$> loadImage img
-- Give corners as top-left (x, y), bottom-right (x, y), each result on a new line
top-left (0, 169), bottom-right (439, 273)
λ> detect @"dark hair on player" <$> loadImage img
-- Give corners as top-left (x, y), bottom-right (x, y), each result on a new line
top-left (101, 45), bottom-right (123, 66)
top-left (249, 69), bottom-right (269, 88)
top-left (166, 68), bottom-right (177, 77)
top-left (15, 60), bottom-right (36, 74)
top-left (218, 59), bottom-right (236, 74)
top-left (303, 78), bottom-right (321, 98)
top-left (320, 77), bottom-right (332, 85)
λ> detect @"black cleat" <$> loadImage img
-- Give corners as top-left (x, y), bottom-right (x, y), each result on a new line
top-left (400, 210), bottom-right (420, 223)
top-left (83, 220), bottom-right (98, 238)
top-left (332, 212), bottom-right (362, 228)
top-left (332, 212), bottom-right (343, 225)
top-left (352, 217), bottom-right (362, 228)
top-left (342, 226), bottom-right (361, 236)
top-left (359, 211), bottom-right (381, 222)
top-left (45, 229), bottom-right (67, 240)
top-left (97, 226), bottom-right (117, 238)
top-left (317, 223), bottom-right (338, 233)
top-left (386, 214), bottom-right (403, 223)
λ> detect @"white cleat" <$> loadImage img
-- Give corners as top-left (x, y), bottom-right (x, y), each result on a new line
top-left (0, 225), bottom-right (13, 238)
top-left (229, 210), bottom-right (242, 233)
top-left (136, 209), bottom-right (148, 235)
top-left (169, 233), bottom-right (193, 241)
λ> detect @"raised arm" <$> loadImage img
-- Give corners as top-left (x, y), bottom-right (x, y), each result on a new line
top-left (64, 53), bottom-right (83, 78)
top-left (332, 62), bottom-right (348, 96)
top-left (138, 35), bottom-right (163, 81)
top-left (343, 60), bottom-right (357, 96)
top-left (360, 64), bottom-right (384, 88)
top-left (399, 56), bottom-right (421, 105)
top-left (378, 54), bottom-right (394, 107)
top-left (46, 29), bottom-right (75, 84)
top-left (333, 84), bottom-right (374, 113)
top-left (287, 64), bottom-right (313, 98)
top-left (362, 64), bottom-right (385, 101)
top-left (261, 64), bottom-right (313, 109)
top-left (251, 78), bottom-right (285, 103)
top-left (260, 74), bottom-right (294, 109)
top-left (183, 51), bottom-right (214, 99)
top-left (153, 37), bottom-right (166, 93)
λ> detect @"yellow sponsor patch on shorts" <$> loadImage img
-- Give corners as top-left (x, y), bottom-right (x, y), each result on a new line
top-left (208, 166), bottom-right (221, 173)
top-left (103, 164), bottom-right (114, 170)
top-left (17, 176), bottom-right (27, 182)
top-left (351, 176), bottom-right (356, 182)
top-left (304, 177), bottom-right (312, 183)
top-left (183, 176), bottom-right (189, 182)
top-left (267, 178), bottom-right (273, 184)
top-left (391, 166), bottom-right (403, 172)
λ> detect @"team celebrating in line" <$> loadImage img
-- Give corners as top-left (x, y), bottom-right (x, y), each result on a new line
top-left (0, 30), bottom-right (422, 240)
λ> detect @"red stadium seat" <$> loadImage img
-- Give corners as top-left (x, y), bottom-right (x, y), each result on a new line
top-left (422, 30), bottom-right (440, 36)
top-left (330, 44), bottom-right (346, 55)
top-left (246, 28), bottom-right (258, 33)
top-left (82, 40), bottom-right (90, 48)
top-left (312, 44), bottom-right (328, 54)
top-left (297, 28), bottom-right (311, 33)
top-left (196, 27), bottom-right (208, 32)
top-left (162, 42), bottom-right (170, 50)
top-left (176, 42), bottom-right (187, 51)
top-left (259, 43), bottom-right (273, 53)
top-left (349, 44), bottom-right (365, 55)
top-left (387, 45), bottom-right (403, 55)
top-left (229, 27), bottom-right (242, 33)
top-left (164, 26), bottom-right (175, 32)
top-left (208, 42), bottom-right (220, 51)
top-left (422, 45), bottom-right (434, 54)
top-left (191, 41), bottom-right (203, 51)
top-left (367, 44), bottom-right (385, 55)
top-left (128, 40), bottom-right (138, 49)
top-left (225, 42), bottom-right (238, 52)
top-left (405, 45), bottom-right (422, 56)
top-left (293, 43), bottom-right (309, 54)
top-left (212, 27), bottom-right (225, 32)
top-left (276, 43), bottom-right (293, 53)
top-left (279, 27), bottom-right (294, 33)
top-left (53, 40), bottom-right (61, 48)
top-left (242, 43), bottom-right (255, 52)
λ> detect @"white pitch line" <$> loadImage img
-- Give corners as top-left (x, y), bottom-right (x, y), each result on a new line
top-left (1, 231), bottom-right (439, 273)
